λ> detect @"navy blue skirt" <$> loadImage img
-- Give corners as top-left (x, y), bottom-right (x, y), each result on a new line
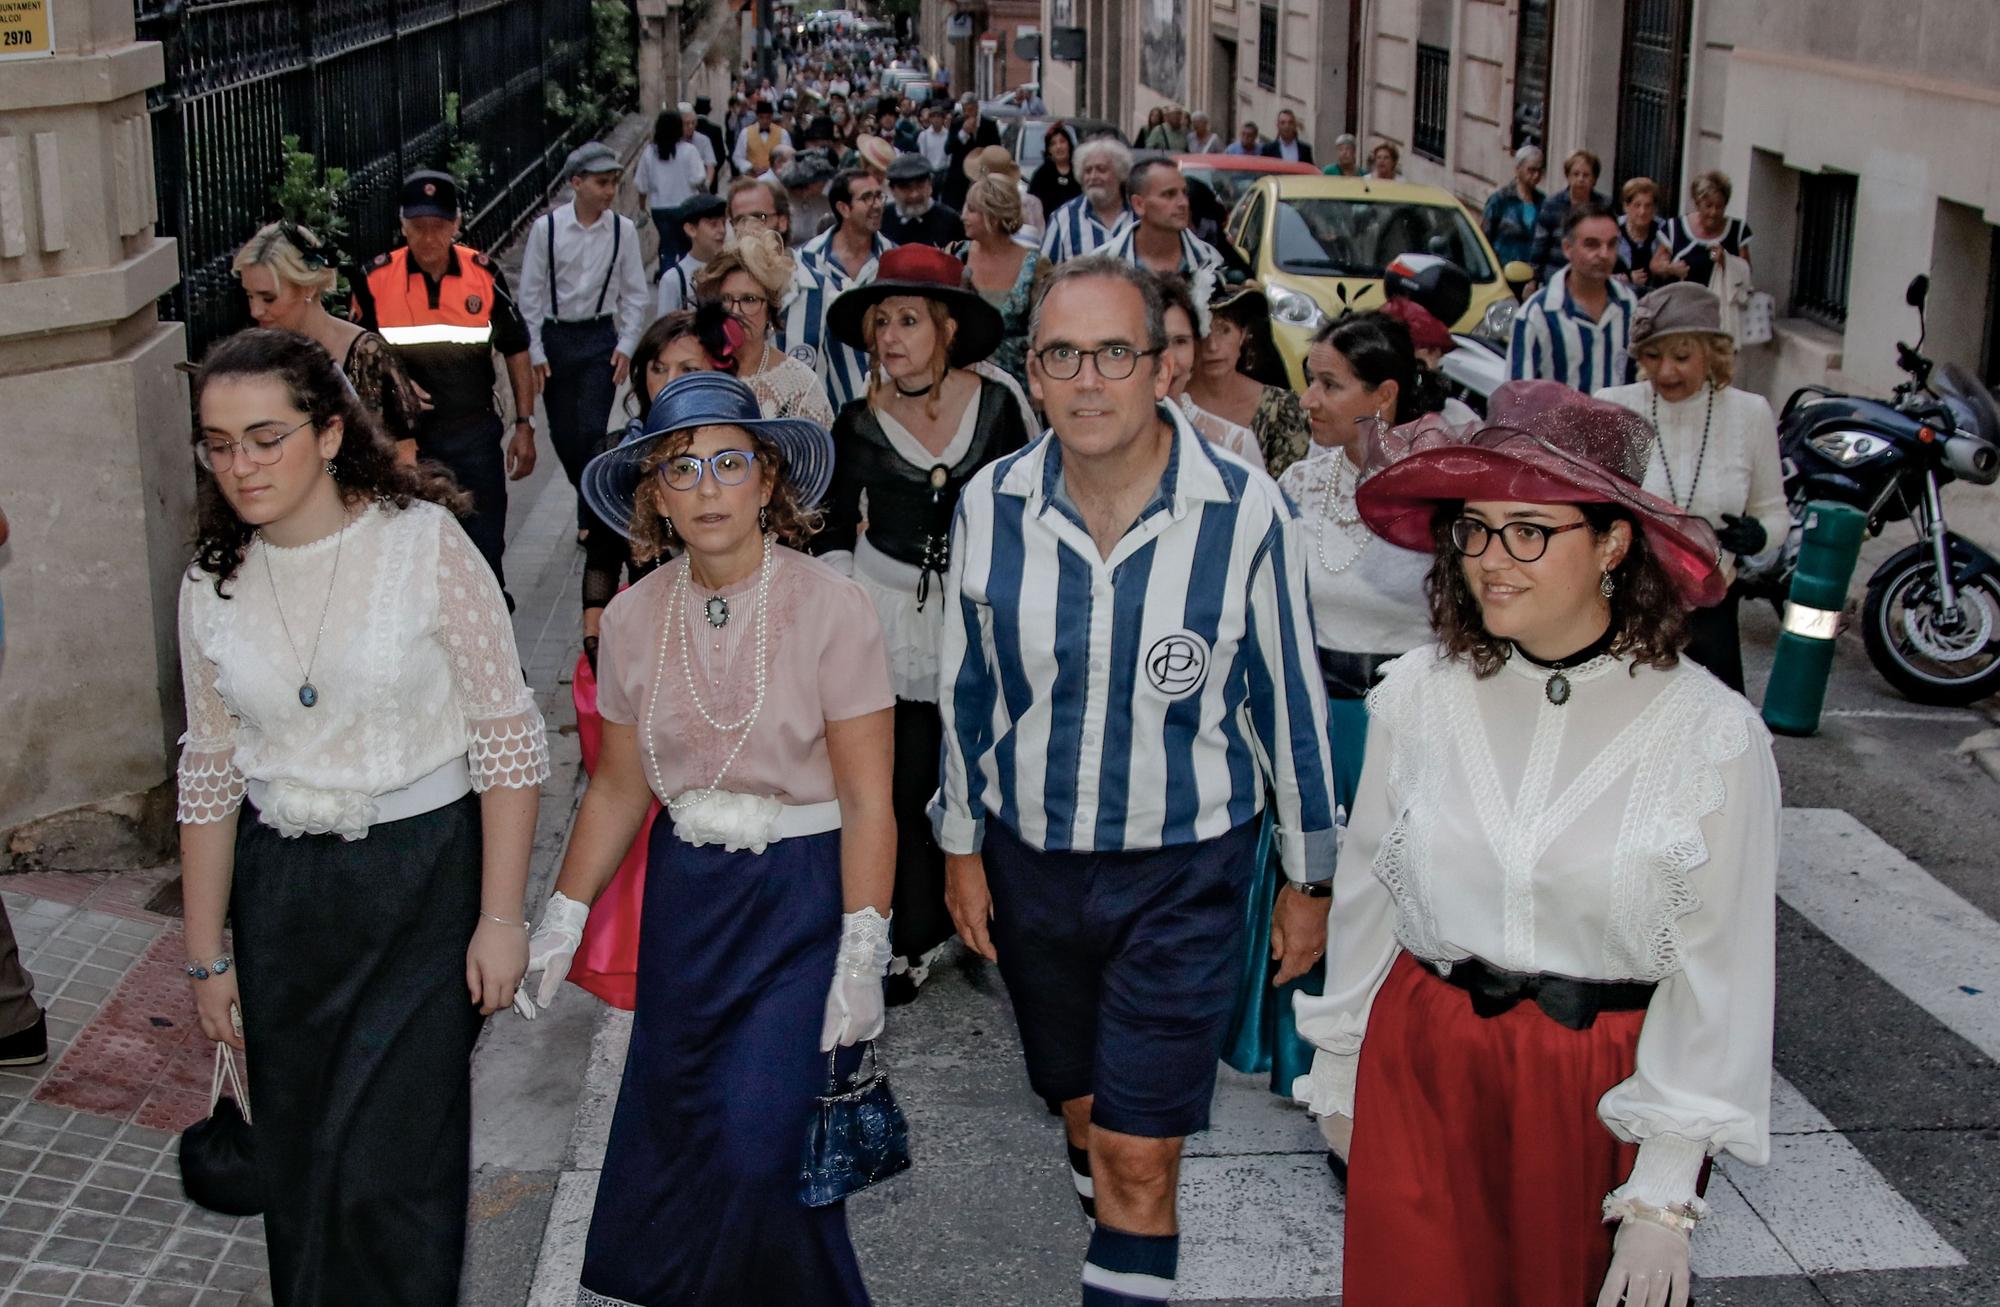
top-left (578, 818), bottom-right (872, 1307)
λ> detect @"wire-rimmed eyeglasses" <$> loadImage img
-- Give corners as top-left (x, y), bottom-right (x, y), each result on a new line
top-left (655, 449), bottom-right (759, 491)
top-left (195, 418), bottom-right (314, 472)
top-left (1449, 516), bottom-right (1592, 563)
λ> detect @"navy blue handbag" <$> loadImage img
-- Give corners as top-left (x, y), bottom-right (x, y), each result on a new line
top-left (800, 1042), bottom-right (911, 1207)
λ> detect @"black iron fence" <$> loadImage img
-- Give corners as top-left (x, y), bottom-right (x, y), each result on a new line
top-left (138, 0), bottom-right (623, 355)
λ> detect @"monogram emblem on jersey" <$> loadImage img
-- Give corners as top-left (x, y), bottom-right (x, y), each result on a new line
top-left (1144, 630), bottom-right (1210, 700)
top-left (465, 294), bottom-right (483, 313)
top-left (788, 343), bottom-right (819, 368)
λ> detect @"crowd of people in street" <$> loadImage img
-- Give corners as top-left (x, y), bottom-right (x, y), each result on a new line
top-left (149, 22), bottom-right (1792, 1307)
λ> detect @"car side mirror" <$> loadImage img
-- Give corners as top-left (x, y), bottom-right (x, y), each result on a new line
top-left (1502, 260), bottom-right (1534, 287)
top-left (1906, 274), bottom-right (1930, 309)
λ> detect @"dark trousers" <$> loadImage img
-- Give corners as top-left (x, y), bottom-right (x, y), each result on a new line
top-left (651, 206), bottom-right (686, 280)
top-left (1685, 588), bottom-right (1745, 693)
top-left (540, 318), bottom-right (620, 530)
top-left (0, 902), bottom-right (38, 1037)
top-left (416, 411), bottom-right (508, 594)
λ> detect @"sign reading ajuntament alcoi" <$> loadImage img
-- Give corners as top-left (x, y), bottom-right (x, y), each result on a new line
top-left (0, 0), bottom-right (52, 61)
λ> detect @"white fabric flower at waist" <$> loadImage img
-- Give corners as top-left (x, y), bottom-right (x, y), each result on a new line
top-left (258, 779), bottom-right (377, 842)
top-left (667, 789), bottom-right (841, 853)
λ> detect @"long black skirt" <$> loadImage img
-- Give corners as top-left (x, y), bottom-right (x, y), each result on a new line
top-left (889, 699), bottom-right (954, 981)
top-left (230, 793), bottom-right (485, 1307)
top-left (578, 819), bottom-right (871, 1307)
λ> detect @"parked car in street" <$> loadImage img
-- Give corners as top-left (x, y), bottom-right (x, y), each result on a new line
top-left (1223, 174), bottom-right (1521, 387)
top-left (1001, 118), bottom-right (1126, 173)
top-left (1173, 153), bottom-right (1318, 212)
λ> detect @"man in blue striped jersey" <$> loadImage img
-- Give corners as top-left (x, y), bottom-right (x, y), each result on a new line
top-left (1098, 158), bottom-right (1226, 280)
top-left (1041, 137), bottom-right (1135, 265)
top-left (1507, 200), bottom-right (1638, 393)
top-left (797, 169), bottom-right (897, 411)
top-left (932, 257), bottom-right (1339, 1307)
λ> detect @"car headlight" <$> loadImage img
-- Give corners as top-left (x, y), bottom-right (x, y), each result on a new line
top-left (1808, 430), bottom-right (1892, 466)
top-left (1267, 283), bottom-right (1325, 332)
top-left (1480, 298), bottom-right (1516, 338)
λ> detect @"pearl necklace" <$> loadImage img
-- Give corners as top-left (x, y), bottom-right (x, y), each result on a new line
top-left (642, 536), bottom-right (775, 811)
top-left (1313, 453), bottom-right (1371, 574)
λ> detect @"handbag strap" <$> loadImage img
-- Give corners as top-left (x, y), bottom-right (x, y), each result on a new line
top-left (211, 1041), bottom-right (252, 1124)
top-left (824, 1040), bottom-right (881, 1092)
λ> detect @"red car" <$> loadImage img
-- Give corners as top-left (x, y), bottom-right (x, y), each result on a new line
top-left (1174, 153), bottom-right (1320, 210)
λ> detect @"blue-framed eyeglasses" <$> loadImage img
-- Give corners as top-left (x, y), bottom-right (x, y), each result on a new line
top-left (654, 448), bottom-right (759, 491)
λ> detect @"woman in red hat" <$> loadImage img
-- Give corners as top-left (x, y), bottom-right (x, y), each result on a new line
top-left (1295, 380), bottom-right (1779, 1307)
top-left (817, 244), bottom-right (1037, 1002)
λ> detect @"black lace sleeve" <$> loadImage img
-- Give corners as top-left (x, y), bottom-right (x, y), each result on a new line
top-left (343, 330), bottom-right (421, 444)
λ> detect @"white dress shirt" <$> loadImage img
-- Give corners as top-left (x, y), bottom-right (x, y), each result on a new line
top-left (516, 202), bottom-right (653, 365)
top-left (1293, 646), bottom-right (1778, 1211)
top-left (655, 252), bottom-right (708, 319)
top-left (633, 142), bottom-right (704, 211)
top-left (917, 126), bottom-right (951, 170)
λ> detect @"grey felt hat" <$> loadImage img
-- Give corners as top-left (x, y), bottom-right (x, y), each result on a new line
top-left (563, 141), bottom-right (622, 178)
top-left (1628, 281), bottom-right (1732, 355)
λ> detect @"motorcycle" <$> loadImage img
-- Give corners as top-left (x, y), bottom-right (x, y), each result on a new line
top-left (1377, 253), bottom-right (1510, 415)
top-left (1737, 274), bottom-right (2000, 705)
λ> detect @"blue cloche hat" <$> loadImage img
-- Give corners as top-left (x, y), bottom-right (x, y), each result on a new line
top-left (580, 373), bottom-right (835, 540)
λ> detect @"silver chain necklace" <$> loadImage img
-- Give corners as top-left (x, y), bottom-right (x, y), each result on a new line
top-left (260, 514), bottom-right (348, 709)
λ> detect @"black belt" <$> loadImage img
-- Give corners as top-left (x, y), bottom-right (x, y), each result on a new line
top-left (1317, 648), bottom-right (1398, 701)
top-left (544, 315), bottom-right (614, 328)
top-left (1440, 955), bottom-right (1657, 1031)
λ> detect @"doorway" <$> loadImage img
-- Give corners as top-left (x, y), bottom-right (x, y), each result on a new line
top-left (1615, 0), bottom-right (1692, 199)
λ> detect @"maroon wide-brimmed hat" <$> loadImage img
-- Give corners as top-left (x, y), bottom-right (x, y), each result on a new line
top-left (825, 244), bottom-right (1003, 366)
top-left (1355, 379), bottom-right (1726, 607)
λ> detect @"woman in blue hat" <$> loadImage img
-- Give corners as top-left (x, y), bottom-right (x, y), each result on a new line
top-left (517, 373), bottom-right (896, 1306)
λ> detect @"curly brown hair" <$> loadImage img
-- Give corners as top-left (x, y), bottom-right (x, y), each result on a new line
top-left (1424, 501), bottom-right (1690, 677)
top-left (190, 328), bottom-right (467, 596)
top-left (625, 426), bottom-right (824, 564)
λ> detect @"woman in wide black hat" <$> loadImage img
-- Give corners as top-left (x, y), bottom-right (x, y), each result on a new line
top-left (518, 372), bottom-right (896, 1306)
top-left (816, 243), bottom-right (1036, 1002)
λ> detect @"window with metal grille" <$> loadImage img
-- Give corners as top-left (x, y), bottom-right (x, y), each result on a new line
top-left (1984, 223), bottom-right (2000, 387)
top-left (1792, 171), bottom-right (1859, 330)
top-left (1414, 43), bottom-right (1450, 162)
top-left (1512, 0), bottom-right (1554, 150)
top-left (1257, 5), bottom-right (1278, 91)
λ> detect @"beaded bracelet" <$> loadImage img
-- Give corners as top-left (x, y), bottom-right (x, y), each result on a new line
top-left (184, 955), bottom-right (233, 981)
top-left (1603, 1195), bottom-right (1703, 1235)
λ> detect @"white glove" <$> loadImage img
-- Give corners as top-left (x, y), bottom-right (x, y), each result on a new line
top-left (819, 907), bottom-right (892, 1051)
top-left (1595, 1216), bottom-right (1690, 1307)
top-left (512, 891), bottom-right (591, 1020)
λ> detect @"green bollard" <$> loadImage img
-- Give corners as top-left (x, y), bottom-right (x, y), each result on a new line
top-left (1762, 501), bottom-right (1867, 736)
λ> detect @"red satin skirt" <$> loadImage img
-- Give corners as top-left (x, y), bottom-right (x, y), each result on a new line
top-left (1342, 951), bottom-right (1644, 1307)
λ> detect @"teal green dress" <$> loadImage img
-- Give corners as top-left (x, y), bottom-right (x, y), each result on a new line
top-left (1221, 698), bottom-right (1368, 1093)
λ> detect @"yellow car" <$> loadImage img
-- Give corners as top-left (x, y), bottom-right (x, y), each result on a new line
top-left (1222, 174), bottom-right (1524, 387)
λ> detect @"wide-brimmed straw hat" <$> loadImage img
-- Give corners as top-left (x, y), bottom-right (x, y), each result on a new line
top-left (856, 135), bottom-right (896, 172)
top-left (825, 244), bottom-right (1004, 366)
top-left (962, 143), bottom-right (1021, 185)
top-left (580, 373), bottom-right (834, 540)
top-left (1628, 281), bottom-right (1733, 355)
top-left (1353, 379), bottom-right (1725, 607)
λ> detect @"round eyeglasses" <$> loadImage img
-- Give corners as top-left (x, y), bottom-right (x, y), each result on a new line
top-left (1449, 516), bottom-right (1592, 563)
top-left (195, 418), bottom-right (313, 472)
top-left (655, 449), bottom-right (758, 492)
top-left (1032, 344), bottom-right (1160, 382)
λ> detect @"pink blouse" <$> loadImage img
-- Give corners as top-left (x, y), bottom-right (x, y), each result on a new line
top-left (596, 546), bottom-right (894, 805)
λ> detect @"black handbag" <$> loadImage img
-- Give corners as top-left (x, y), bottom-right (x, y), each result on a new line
top-left (799, 1042), bottom-right (911, 1208)
top-left (178, 1043), bottom-right (265, 1217)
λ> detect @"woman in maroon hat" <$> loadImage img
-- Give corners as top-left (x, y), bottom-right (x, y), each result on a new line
top-left (817, 244), bottom-right (1036, 1001)
top-left (1294, 380), bottom-right (1779, 1307)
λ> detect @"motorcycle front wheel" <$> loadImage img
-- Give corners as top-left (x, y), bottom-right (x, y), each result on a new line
top-left (1860, 559), bottom-right (2000, 705)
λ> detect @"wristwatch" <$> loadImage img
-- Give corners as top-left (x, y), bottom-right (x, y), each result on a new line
top-left (513, 418), bottom-right (534, 428)
top-left (1286, 878), bottom-right (1334, 899)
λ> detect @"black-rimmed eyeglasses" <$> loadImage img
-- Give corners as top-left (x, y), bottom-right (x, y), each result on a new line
top-left (1032, 344), bottom-right (1160, 382)
top-left (1449, 516), bottom-right (1591, 563)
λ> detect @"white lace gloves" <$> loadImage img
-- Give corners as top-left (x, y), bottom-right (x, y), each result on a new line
top-left (513, 891), bottom-right (590, 1019)
top-left (820, 907), bottom-right (892, 1051)
top-left (1596, 1215), bottom-right (1691, 1307)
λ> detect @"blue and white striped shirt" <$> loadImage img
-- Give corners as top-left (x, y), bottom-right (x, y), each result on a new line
top-left (931, 403), bottom-right (1341, 882)
top-left (1506, 267), bottom-right (1639, 393)
top-left (775, 258), bottom-right (835, 387)
top-left (1099, 222), bottom-right (1227, 279)
top-left (1039, 194), bottom-right (1132, 265)
top-left (797, 228), bottom-right (896, 411)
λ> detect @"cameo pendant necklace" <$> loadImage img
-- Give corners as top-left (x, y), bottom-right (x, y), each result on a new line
top-left (262, 515), bottom-right (347, 709)
top-left (1512, 623), bottom-right (1617, 707)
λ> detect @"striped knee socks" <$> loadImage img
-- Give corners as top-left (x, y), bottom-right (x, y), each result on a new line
top-left (1080, 1224), bottom-right (1178, 1305)
top-left (1067, 1141), bottom-right (1096, 1224)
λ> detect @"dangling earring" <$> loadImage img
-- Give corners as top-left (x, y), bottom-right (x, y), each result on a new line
top-left (323, 458), bottom-right (336, 477)
top-left (663, 516), bottom-right (677, 542)
top-left (759, 505), bottom-right (769, 532)
top-left (1600, 570), bottom-right (1617, 598)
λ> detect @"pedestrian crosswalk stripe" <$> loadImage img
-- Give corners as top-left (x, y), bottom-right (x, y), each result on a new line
top-left (1779, 807), bottom-right (2000, 1061)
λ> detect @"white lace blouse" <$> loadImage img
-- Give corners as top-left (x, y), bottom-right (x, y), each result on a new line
top-left (1278, 445), bottom-right (1434, 657)
top-left (1293, 644), bottom-right (1780, 1210)
top-left (175, 500), bottom-right (550, 839)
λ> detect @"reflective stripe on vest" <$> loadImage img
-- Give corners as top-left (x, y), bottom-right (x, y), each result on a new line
top-left (364, 246), bottom-right (501, 334)
top-left (377, 323), bottom-right (495, 345)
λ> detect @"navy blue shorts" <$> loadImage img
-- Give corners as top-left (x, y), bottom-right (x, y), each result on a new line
top-left (981, 818), bottom-right (1259, 1139)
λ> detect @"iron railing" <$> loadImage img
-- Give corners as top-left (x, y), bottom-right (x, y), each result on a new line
top-left (137, 0), bottom-right (619, 355)
top-left (1413, 42), bottom-right (1449, 163)
top-left (1793, 170), bottom-right (1858, 330)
